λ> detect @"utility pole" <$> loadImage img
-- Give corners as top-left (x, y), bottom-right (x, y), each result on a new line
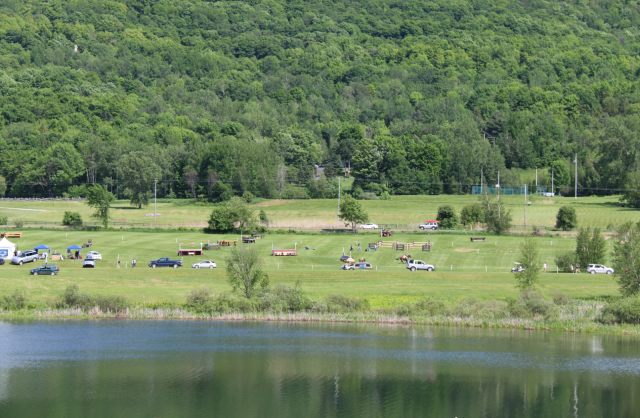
top-left (552, 169), bottom-right (554, 195)
top-left (337, 177), bottom-right (341, 219)
top-left (524, 183), bottom-right (527, 230)
top-left (535, 167), bottom-right (538, 187)
top-left (154, 178), bottom-right (157, 221)
top-left (480, 167), bottom-right (483, 191)
top-left (497, 169), bottom-right (500, 189)
top-left (574, 153), bottom-right (578, 200)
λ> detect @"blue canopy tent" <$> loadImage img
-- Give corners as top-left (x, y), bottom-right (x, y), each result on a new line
top-left (34, 245), bottom-right (50, 251)
top-left (67, 244), bottom-right (83, 260)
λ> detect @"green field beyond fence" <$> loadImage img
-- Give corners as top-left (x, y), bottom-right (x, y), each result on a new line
top-left (0, 230), bottom-right (622, 306)
top-left (0, 195), bottom-right (637, 231)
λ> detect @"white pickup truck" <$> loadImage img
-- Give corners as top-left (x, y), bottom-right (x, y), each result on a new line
top-left (406, 260), bottom-right (435, 272)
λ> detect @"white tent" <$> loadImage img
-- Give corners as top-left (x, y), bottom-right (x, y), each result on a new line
top-left (0, 237), bottom-right (15, 260)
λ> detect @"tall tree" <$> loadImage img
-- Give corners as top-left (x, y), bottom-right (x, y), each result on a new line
top-left (184, 168), bottom-right (199, 202)
top-left (436, 205), bottom-right (459, 229)
top-left (621, 171), bottom-right (640, 208)
top-left (275, 164), bottom-right (287, 199)
top-left (339, 195), bottom-right (369, 232)
top-left (225, 245), bottom-right (269, 298)
top-left (576, 228), bottom-right (607, 268)
top-left (85, 185), bottom-right (115, 228)
top-left (556, 206), bottom-right (578, 231)
top-left (480, 191), bottom-right (513, 235)
top-left (118, 151), bottom-right (161, 209)
top-left (0, 175), bottom-right (6, 197)
top-left (613, 222), bottom-right (640, 296)
top-left (515, 236), bottom-right (541, 289)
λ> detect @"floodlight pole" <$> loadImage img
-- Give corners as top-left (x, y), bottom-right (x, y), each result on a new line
top-left (154, 178), bottom-right (157, 221)
top-left (575, 153), bottom-right (578, 200)
top-left (337, 177), bottom-right (341, 220)
top-left (524, 183), bottom-right (527, 230)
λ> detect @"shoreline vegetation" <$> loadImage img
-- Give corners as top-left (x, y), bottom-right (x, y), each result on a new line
top-left (2, 285), bottom-right (640, 336)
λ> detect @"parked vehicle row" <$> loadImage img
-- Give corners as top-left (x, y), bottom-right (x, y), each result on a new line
top-left (357, 221), bottom-right (440, 230)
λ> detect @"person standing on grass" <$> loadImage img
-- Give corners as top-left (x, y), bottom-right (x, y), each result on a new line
top-left (358, 243), bottom-right (361, 251)
top-left (543, 262), bottom-right (547, 273)
top-left (570, 264), bottom-right (574, 273)
top-left (117, 258), bottom-right (120, 269)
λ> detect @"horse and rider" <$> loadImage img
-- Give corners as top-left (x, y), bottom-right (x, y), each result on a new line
top-left (396, 253), bottom-right (412, 263)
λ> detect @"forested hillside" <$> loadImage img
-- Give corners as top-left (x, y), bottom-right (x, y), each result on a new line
top-left (1, 0), bottom-right (640, 202)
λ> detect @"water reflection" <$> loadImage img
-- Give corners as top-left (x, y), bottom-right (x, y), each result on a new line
top-left (0, 320), bottom-right (638, 417)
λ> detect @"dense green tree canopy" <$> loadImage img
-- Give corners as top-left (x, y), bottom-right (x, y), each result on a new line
top-left (556, 206), bottom-right (578, 231)
top-left (0, 0), bottom-right (639, 200)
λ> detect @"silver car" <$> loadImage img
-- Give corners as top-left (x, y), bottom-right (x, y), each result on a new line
top-left (359, 223), bottom-right (379, 229)
top-left (419, 221), bottom-right (439, 230)
top-left (586, 264), bottom-right (614, 274)
top-left (11, 250), bottom-right (39, 265)
top-left (407, 260), bottom-right (435, 272)
top-left (192, 260), bottom-right (217, 269)
top-left (83, 259), bottom-right (96, 268)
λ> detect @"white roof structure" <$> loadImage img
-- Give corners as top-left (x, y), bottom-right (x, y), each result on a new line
top-left (0, 237), bottom-right (16, 260)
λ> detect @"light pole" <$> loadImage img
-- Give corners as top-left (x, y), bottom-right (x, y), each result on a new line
top-left (524, 183), bottom-right (527, 230)
top-left (574, 154), bottom-right (578, 200)
top-left (154, 178), bottom-right (157, 221)
top-left (337, 177), bottom-right (341, 220)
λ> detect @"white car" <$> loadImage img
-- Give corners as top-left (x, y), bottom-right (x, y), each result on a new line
top-left (407, 260), bottom-right (435, 272)
top-left (86, 251), bottom-right (102, 260)
top-left (359, 223), bottom-right (379, 229)
top-left (586, 264), bottom-right (614, 274)
top-left (192, 260), bottom-right (217, 269)
top-left (82, 259), bottom-right (95, 268)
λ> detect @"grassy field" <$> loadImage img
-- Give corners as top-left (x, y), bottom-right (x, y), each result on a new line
top-left (0, 230), bottom-right (621, 307)
top-left (1, 194), bottom-right (638, 230)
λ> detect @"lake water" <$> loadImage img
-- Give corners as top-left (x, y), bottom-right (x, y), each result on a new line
top-left (0, 320), bottom-right (638, 417)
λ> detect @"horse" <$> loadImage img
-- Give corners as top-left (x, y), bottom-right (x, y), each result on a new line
top-left (396, 254), bottom-right (412, 263)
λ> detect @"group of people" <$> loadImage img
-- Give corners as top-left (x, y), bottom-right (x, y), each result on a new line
top-left (69, 250), bottom-right (82, 260)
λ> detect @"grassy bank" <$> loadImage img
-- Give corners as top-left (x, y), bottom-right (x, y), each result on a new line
top-left (3, 299), bottom-right (639, 336)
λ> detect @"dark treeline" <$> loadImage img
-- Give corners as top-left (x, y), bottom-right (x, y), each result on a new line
top-left (1, 0), bottom-right (640, 203)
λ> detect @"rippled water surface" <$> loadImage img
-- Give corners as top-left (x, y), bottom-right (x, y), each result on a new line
top-left (0, 320), bottom-right (638, 417)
